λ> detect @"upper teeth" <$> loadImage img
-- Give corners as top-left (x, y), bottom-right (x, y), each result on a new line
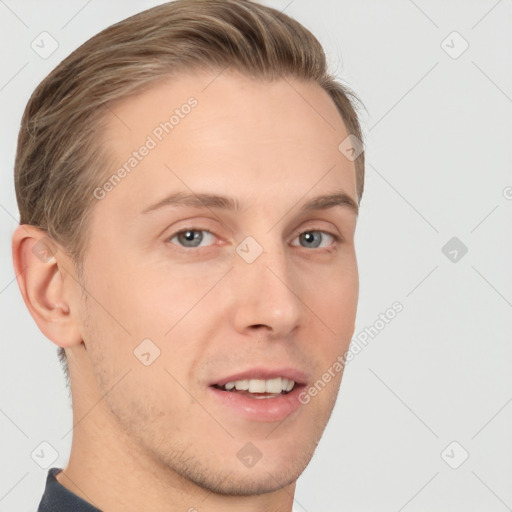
top-left (223, 378), bottom-right (295, 393)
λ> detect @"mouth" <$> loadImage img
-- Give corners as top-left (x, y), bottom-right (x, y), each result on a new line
top-left (207, 369), bottom-right (308, 422)
top-left (212, 376), bottom-right (297, 399)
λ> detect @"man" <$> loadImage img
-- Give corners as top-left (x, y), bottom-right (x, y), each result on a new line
top-left (12, 0), bottom-right (365, 510)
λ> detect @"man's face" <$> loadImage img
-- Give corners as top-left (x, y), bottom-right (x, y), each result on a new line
top-left (74, 70), bottom-right (359, 494)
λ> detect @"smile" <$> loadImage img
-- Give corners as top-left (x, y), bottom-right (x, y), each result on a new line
top-left (208, 369), bottom-right (308, 422)
top-left (213, 377), bottom-right (295, 398)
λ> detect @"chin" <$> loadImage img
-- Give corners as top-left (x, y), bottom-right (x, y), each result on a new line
top-left (184, 462), bottom-right (303, 497)
top-left (215, 474), bottom-right (297, 497)
top-left (160, 438), bottom-right (318, 497)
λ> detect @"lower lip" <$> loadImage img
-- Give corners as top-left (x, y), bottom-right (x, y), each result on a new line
top-left (207, 385), bottom-right (305, 422)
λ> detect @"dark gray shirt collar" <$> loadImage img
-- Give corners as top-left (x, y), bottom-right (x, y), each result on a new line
top-left (37, 467), bottom-right (102, 512)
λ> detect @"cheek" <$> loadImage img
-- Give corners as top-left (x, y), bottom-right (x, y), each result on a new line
top-left (114, 258), bottom-right (223, 332)
top-left (330, 278), bottom-right (358, 338)
top-left (78, 258), bottom-right (150, 378)
top-left (307, 259), bottom-right (358, 333)
top-left (301, 261), bottom-right (358, 394)
top-left (80, 290), bottom-right (196, 426)
top-left (81, 255), bottom-right (175, 337)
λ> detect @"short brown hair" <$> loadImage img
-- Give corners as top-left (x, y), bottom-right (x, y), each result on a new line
top-left (14, 0), bottom-right (365, 383)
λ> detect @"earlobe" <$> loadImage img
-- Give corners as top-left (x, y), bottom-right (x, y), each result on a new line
top-left (11, 225), bottom-right (83, 349)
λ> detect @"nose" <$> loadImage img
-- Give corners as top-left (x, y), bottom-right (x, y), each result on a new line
top-left (231, 242), bottom-right (302, 339)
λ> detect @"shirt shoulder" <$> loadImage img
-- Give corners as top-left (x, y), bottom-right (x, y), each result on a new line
top-left (37, 467), bottom-right (102, 512)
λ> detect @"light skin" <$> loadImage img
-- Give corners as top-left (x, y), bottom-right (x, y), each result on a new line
top-left (12, 69), bottom-right (359, 512)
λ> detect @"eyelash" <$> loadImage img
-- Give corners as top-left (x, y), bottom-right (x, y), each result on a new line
top-left (166, 227), bottom-right (342, 251)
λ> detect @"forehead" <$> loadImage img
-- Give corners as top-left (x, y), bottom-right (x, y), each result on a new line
top-left (97, 70), bottom-right (357, 215)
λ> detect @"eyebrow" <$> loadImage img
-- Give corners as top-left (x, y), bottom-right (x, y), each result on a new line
top-left (141, 190), bottom-right (359, 216)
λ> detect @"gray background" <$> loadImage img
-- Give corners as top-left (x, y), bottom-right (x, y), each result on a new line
top-left (1, 1), bottom-right (511, 511)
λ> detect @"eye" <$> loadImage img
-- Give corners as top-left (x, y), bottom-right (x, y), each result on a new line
top-left (291, 230), bottom-right (339, 249)
top-left (168, 229), bottom-right (216, 248)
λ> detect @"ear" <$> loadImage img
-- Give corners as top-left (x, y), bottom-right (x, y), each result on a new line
top-left (11, 225), bottom-right (83, 349)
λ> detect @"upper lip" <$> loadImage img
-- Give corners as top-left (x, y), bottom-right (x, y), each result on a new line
top-left (210, 367), bottom-right (309, 387)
